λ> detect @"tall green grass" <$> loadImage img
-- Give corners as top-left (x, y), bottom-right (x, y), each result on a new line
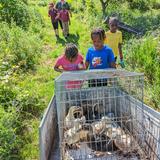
top-left (125, 32), bottom-right (160, 110)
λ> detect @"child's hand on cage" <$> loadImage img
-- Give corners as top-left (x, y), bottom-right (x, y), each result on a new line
top-left (54, 66), bottom-right (64, 73)
top-left (78, 62), bottom-right (85, 70)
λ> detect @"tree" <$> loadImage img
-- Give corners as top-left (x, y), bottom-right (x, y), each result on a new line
top-left (99, 0), bottom-right (109, 17)
top-left (99, 0), bottom-right (124, 17)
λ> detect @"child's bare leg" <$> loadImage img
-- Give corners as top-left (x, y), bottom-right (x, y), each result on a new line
top-left (62, 22), bottom-right (67, 38)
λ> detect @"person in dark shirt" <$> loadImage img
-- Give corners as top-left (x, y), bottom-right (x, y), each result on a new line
top-left (55, 0), bottom-right (72, 30)
top-left (48, 3), bottom-right (59, 39)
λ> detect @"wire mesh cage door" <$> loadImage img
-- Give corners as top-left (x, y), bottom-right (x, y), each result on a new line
top-left (55, 69), bottom-right (160, 160)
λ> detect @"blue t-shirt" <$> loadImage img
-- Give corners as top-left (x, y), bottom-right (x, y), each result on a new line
top-left (86, 45), bottom-right (115, 69)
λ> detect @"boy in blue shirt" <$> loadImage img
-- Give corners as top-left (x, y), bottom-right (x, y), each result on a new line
top-left (85, 28), bottom-right (116, 87)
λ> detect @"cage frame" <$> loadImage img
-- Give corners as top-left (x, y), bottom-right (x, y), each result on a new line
top-left (54, 69), bottom-right (160, 160)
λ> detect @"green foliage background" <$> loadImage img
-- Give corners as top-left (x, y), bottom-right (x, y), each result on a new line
top-left (0, 0), bottom-right (159, 159)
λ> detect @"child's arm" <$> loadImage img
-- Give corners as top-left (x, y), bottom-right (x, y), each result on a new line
top-left (118, 43), bottom-right (123, 60)
top-left (54, 65), bottom-right (64, 73)
top-left (69, 10), bottom-right (72, 17)
top-left (85, 61), bottom-right (89, 69)
top-left (108, 49), bottom-right (116, 68)
top-left (67, 11), bottom-right (71, 25)
top-left (118, 32), bottom-right (123, 60)
top-left (54, 57), bottom-right (64, 73)
top-left (55, 12), bottom-right (60, 20)
top-left (85, 49), bottom-right (90, 69)
top-left (77, 54), bottom-right (86, 70)
top-left (48, 10), bottom-right (51, 17)
top-left (118, 43), bottom-right (125, 68)
top-left (78, 61), bottom-right (86, 70)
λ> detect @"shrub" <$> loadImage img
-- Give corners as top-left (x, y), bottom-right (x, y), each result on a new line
top-left (0, 23), bottom-right (42, 72)
top-left (0, 80), bottom-right (44, 119)
top-left (0, 107), bottom-right (22, 160)
top-left (127, 0), bottom-right (150, 11)
top-left (125, 34), bottom-right (160, 109)
top-left (38, 0), bottom-right (48, 7)
top-left (0, 0), bottom-right (30, 29)
top-left (28, 8), bottom-right (45, 39)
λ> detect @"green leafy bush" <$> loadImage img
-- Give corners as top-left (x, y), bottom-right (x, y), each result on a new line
top-left (0, 80), bottom-right (44, 119)
top-left (0, 107), bottom-right (22, 160)
top-left (0, 23), bottom-right (42, 72)
top-left (127, 0), bottom-right (150, 11)
top-left (38, 0), bottom-right (48, 7)
top-left (86, 0), bottom-right (97, 16)
top-left (0, 0), bottom-right (30, 29)
top-left (28, 8), bottom-right (45, 39)
top-left (125, 34), bottom-right (160, 109)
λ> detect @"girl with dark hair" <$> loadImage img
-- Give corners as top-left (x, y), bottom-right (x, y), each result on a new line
top-left (54, 43), bottom-right (85, 89)
top-left (54, 43), bottom-right (85, 72)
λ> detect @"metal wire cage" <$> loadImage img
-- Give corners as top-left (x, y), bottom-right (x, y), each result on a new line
top-left (55, 69), bottom-right (160, 160)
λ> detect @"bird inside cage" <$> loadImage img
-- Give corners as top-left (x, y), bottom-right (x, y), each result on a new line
top-left (64, 106), bottom-right (86, 130)
top-left (64, 106), bottom-right (86, 149)
top-left (82, 101), bottom-right (103, 122)
top-left (87, 131), bottom-right (118, 152)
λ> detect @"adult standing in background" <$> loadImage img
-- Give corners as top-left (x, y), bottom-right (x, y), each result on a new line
top-left (55, 0), bottom-right (72, 30)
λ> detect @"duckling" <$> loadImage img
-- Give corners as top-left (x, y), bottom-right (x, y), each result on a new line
top-left (64, 106), bottom-right (86, 148)
top-left (64, 106), bottom-right (86, 130)
top-left (91, 115), bottom-right (122, 140)
top-left (87, 131), bottom-right (118, 152)
top-left (82, 118), bottom-right (117, 153)
top-left (64, 127), bottom-right (89, 145)
top-left (91, 116), bottom-right (113, 135)
top-left (82, 102), bottom-right (103, 122)
top-left (114, 130), bottom-right (145, 157)
top-left (88, 115), bottom-right (124, 153)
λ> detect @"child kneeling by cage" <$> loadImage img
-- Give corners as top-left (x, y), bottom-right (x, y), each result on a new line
top-left (85, 28), bottom-right (116, 87)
